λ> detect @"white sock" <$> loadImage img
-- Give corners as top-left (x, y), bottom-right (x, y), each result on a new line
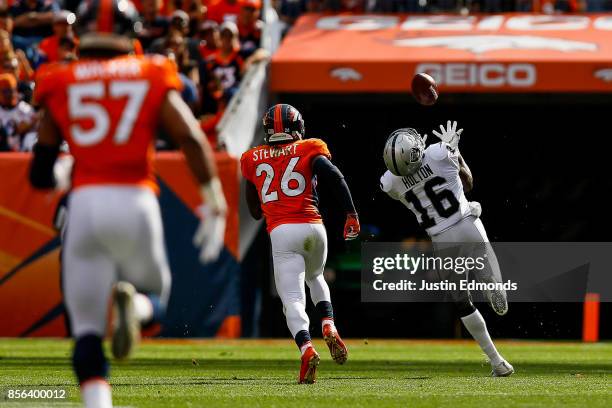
top-left (300, 341), bottom-right (312, 355)
top-left (461, 309), bottom-right (503, 366)
top-left (81, 379), bottom-right (112, 408)
top-left (322, 319), bottom-right (335, 331)
top-left (133, 293), bottom-right (154, 325)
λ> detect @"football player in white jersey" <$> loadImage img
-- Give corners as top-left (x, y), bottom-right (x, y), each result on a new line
top-left (380, 121), bottom-right (514, 377)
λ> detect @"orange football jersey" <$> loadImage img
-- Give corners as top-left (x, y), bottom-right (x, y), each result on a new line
top-left (34, 54), bottom-right (182, 193)
top-left (241, 138), bottom-right (331, 233)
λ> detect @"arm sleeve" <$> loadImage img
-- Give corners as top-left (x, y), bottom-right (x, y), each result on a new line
top-left (33, 64), bottom-right (53, 107)
top-left (156, 56), bottom-right (183, 93)
top-left (428, 142), bottom-right (459, 170)
top-left (240, 153), bottom-right (251, 182)
top-left (309, 139), bottom-right (331, 161)
top-left (312, 155), bottom-right (356, 215)
top-left (29, 143), bottom-right (59, 189)
top-left (245, 179), bottom-right (262, 220)
top-left (380, 171), bottom-right (401, 201)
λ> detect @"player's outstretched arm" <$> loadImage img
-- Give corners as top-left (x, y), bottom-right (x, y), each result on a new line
top-left (312, 155), bottom-right (360, 240)
top-left (161, 90), bottom-right (227, 263)
top-left (458, 153), bottom-right (473, 192)
top-left (29, 109), bottom-right (61, 189)
top-left (245, 180), bottom-right (262, 220)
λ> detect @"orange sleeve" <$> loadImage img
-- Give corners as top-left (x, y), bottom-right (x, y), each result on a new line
top-left (159, 57), bottom-right (183, 92)
top-left (33, 63), bottom-right (57, 107)
top-left (38, 38), bottom-right (52, 58)
top-left (307, 138), bottom-right (332, 160)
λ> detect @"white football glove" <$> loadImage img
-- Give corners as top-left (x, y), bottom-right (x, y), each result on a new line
top-left (193, 178), bottom-right (227, 264)
top-left (469, 201), bottom-right (482, 218)
top-left (53, 155), bottom-right (74, 192)
top-left (432, 120), bottom-right (463, 150)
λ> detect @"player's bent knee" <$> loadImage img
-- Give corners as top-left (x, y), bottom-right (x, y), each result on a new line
top-left (73, 334), bottom-right (108, 384)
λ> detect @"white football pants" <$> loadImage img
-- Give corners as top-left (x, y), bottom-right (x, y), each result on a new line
top-left (431, 216), bottom-right (502, 300)
top-left (270, 223), bottom-right (330, 337)
top-left (63, 186), bottom-right (171, 338)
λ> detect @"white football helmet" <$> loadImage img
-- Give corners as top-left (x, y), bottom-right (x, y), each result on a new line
top-left (383, 128), bottom-right (427, 176)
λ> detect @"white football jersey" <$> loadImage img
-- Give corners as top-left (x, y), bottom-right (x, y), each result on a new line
top-left (380, 142), bottom-right (471, 236)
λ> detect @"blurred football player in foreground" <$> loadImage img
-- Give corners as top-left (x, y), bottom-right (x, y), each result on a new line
top-left (29, 0), bottom-right (227, 406)
top-left (241, 104), bottom-right (360, 383)
top-left (380, 121), bottom-right (514, 377)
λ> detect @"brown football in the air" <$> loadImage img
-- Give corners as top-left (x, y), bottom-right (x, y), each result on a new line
top-left (411, 73), bottom-right (438, 106)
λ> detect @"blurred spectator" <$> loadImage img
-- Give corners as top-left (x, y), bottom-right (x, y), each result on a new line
top-left (170, 0), bottom-right (207, 33)
top-left (56, 36), bottom-right (78, 62)
top-left (162, 31), bottom-right (201, 88)
top-left (0, 8), bottom-right (13, 35)
top-left (167, 50), bottom-right (200, 113)
top-left (10, 0), bottom-right (59, 49)
top-left (153, 49), bottom-right (201, 150)
top-left (137, 0), bottom-right (169, 50)
top-left (2, 52), bottom-right (32, 82)
top-left (150, 10), bottom-right (200, 54)
top-left (197, 20), bottom-right (220, 63)
top-left (278, 0), bottom-right (309, 26)
top-left (207, 0), bottom-right (242, 24)
top-left (199, 66), bottom-right (228, 148)
top-left (208, 21), bottom-right (243, 101)
top-left (169, 9), bottom-right (190, 36)
top-left (237, 0), bottom-right (263, 58)
top-left (149, 10), bottom-right (198, 51)
top-left (38, 10), bottom-right (77, 63)
top-left (0, 30), bottom-right (34, 82)
top-left (0, 73), bottom-right (36, 152)
top-left (1, 55), bottom-right (34, 103)
top-left (0, 6), bottom-right (41, 67)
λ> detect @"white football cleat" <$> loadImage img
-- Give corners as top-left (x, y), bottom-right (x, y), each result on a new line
top-left (491, 360), bottom-right (514, 377)
top-left (487, 287), bottom-right (508, 316)
top-left (112, 281), bottom-right (140, 360)
top-left (479, 273), bottom-right (508, 316)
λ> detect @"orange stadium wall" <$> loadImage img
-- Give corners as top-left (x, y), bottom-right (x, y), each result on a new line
top-left (0, 152), bottom-right (241, 338)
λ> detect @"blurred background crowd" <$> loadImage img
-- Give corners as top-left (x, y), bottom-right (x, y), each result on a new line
top-left (0, 0), bottom-right (609, 153)
top-left (0, 0), bottom-right (270, 152)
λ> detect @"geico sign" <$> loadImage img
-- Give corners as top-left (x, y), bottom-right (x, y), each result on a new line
top-left (317, 15), bottom-right (612, 31)
top-left (416, 63), bottom-right (536, 87)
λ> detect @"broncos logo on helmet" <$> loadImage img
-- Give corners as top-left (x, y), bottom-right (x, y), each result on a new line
top-left (262, 104), bottom-right (305, 145)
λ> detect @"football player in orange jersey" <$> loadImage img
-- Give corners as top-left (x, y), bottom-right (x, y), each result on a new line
top-left (240, 104), bottom-right (360, 384)
top-left (29, 1), bottom-right (226, 407)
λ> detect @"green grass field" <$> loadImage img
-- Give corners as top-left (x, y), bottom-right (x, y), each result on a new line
top-left (0, 338), bottom-right (610, 407)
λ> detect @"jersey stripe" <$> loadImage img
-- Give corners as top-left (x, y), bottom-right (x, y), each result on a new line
top-left (274, 104), bottom-right (283, 134)
top-left (98, 0), bottom-right (114, 33)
